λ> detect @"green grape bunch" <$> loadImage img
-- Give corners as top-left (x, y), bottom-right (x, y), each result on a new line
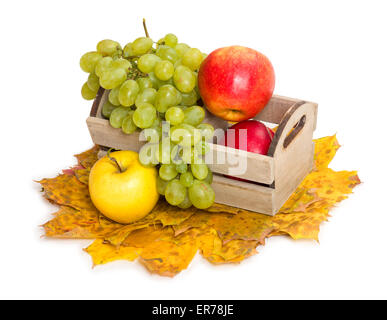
top-left (79, 19), bottom-right (215, 209)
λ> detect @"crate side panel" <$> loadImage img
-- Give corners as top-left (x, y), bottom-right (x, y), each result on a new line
top-left (207, 143), bottom-right (274, 184)
top-left (254, 95), bottom-right (302, 124)
top-left (272, 102), bottom-right (318, 212)
top-left (212, 174), bottom-right (275, 215)
top-left (87, 117), bottom-right (145, 151)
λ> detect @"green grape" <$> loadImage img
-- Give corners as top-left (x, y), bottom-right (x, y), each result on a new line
top-left (176, 90), bottom-right (182, 105)
top-left (137, 54), bottom-right (161, 73)
top-left (111, 58), bottom-right (131, 72)
top-left (171, 144), bottom-right (190, 164)
top-left (165, 179), bottom-right (186, 205)
top-left (118, 80), bottom-right (140, 106)
top-left (156, 37), bottom-right (165, 46)
top-left (175, 43), bottom-right (190, 57)
top-left (159, 164), bottom-right (178, 181)
top-left (99, 67), bottom-right (127, 89)
top-left (183, 105), bottom-right (205, 126)
top-left (188, 180), bottom-right (215, 209)
top-left (165, 106), bottom-right (184, 125)
top-left (95, 57), bottom-right (113, 77)
top-left (156, 176), bottom-right (169, 195)
top-left (157, 138), bottom-right (173, 164)
top-left (197, 123), bottom-right (214, 141)
top-left (132, 37), bottom-right (153, 55)
top-left (203, 169), bottom-right (213, 184)
top-left (80, 51), bottom-right (102, 73)
top-left (139, 143), bottom-right (158, 166)
top-left (173, 65), bottom-right (196, 93)
top-left (87, 72), bottom-right (100, 92)
top-left (108, 87), bottom-right (120, 106)
top-left (194, 71), bottom-right (199, 92)
top-left (156, 45), bottom-right (179, 63)
top-left (81, 82), bottom-right (97, 100)
top-left (179, 90), bottom-right (198, 106)
top-left (174, 59), bottom-right (183, 68)
top-left (101, 100), bottom-right (117, 119)
top-left (148, 72), bottom-right (173, 89)
top-left (191, 163), bottom-right (208, 180)
top-left (164, 34), bottom-right (178, 47)
top-left (196, 140), bottom-right (210, 155)
top-left (154, 60), bottom-right (174, 81)
top-left (180, 171), bottom-right (194, 188)
top-left (178, 193), bottom-right (192, 209)
top-left (155, 84), bottom-right (180, 112)
top-left (136, 77), bottom-right (153, 91)
top-left (121, 111), bottom-right (137, 134)
top-left (170, 144), bottom-right (183, 165)
top-left (150, 117), bottom-right (162, 141)
top-left (109, 107), bottom-right (130, 128)
top-left (190, 147), bottom-right (201, 164)
top-left (97, 39), bottom-right (122, 57)
top-left (142, 127), bottom-right (161, 143)
top-left (148, 72), bottom-right (163, 89)
top-left (176, 163), bottom-right (188, 174)
top-left (135, 87), bottom-right (157, 107)
top-left (132, 103), bottom-right (156, 129)
top-left (170, 123), bottom-right (201, 146)
top-left (182, 48), bottom-right (203, 71)
top-left (123, 43), bottom-right (134, 58)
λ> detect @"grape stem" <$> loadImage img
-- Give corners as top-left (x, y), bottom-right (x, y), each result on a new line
top-left (143, 18), bottom-right (149, 38)
top-left (107, 148), bottom-right (124, 173)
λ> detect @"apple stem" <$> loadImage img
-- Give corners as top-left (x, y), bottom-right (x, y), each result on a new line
top-left (107, 148), bottom-right (123, 173)
top-left (143, 18), bottom-right (149, 38)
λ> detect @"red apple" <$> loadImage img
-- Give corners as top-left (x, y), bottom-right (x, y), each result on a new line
top-left (221, 120), bottom-right (274, 155)
top-left (220, 120), bottom-right (274, 181)
top-left (198, 46), bottom-right (275, 122)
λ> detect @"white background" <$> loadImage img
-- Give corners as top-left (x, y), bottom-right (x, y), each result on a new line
top-left (0, 0), bottom-right (386, 300)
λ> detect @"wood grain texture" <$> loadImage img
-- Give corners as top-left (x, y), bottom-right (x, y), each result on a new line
top-left (267, 101), bottom-right (306, 157)
top-left (207, 143), bottom-right (274, 184)
top-left (212, 174), bottom-right (276, 215)
top-left (271, 102), bottom-right (318, 212)
top-left (87, 117), bottom-right (146, 151)
top-left (254, 95), bottom-right (302, 124)
top-left (90, 87), bottom-right (105, 117)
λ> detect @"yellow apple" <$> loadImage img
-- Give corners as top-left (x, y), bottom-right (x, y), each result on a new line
top-left (89, 150), bottom-right (159, 224)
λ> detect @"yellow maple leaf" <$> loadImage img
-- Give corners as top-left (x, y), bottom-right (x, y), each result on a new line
top-left (38, 134), bottom-right (360, 277)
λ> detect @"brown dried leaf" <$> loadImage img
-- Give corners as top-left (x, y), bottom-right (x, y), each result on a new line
top-left (75, 145), bottom-right (100, 169)
top-left (43, 206), bottom-right (122, 239)
top-left (279, 187), bottom-right (322, 213)
top-left (74, 168), bottom-right (90, 185)
top-left (39, 174), bottom-right (95, 211)
top-left (104, 199), bottom-right (197, 247)
top-left (271, 205), bottom-right (330, 240)
top-left (300, 169), bottom-right (360, 206)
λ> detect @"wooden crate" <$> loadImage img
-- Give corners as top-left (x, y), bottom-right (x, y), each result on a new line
top-left (87, 89), bottom-right (318, 216)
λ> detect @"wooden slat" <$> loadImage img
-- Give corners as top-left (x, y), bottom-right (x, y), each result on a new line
top-left (87, 117), bottom-right (146, 151)
top-left (212, 174), bottom-right (275, 215)
top-left (207, 143), bottom-right (274, 184)
top-left (271, 102), bottom-right (318, 212)
top-left (254, 94), bottom-right (302, 124)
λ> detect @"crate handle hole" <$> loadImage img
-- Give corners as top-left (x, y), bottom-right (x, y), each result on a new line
top-left (283, 114), bottom-right (306, 148)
